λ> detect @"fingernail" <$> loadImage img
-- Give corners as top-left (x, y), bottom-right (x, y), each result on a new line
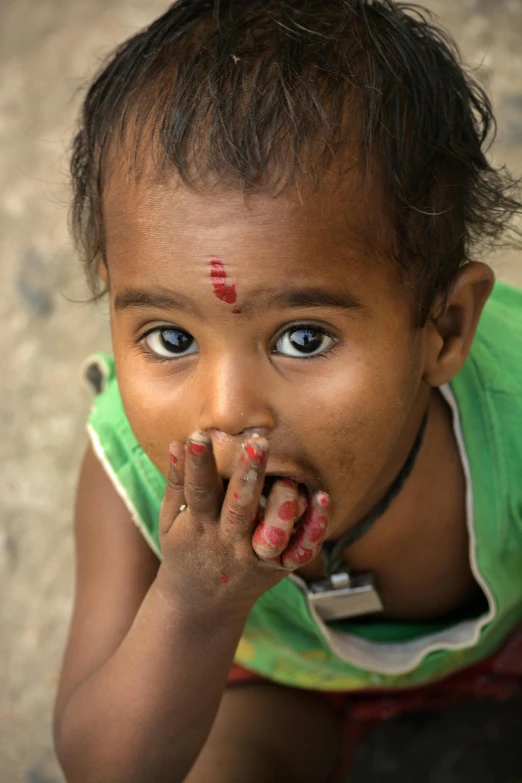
top-left (316, 491), bottom-right (331, 509)
top-left (187, 432), bottom-right (209, 456)
top-left (188, 441), bottom-right (206, 456)
top-left (241, 438), bottom-right (267, 463)
top-left (169, 451), bottom-right (178, 465)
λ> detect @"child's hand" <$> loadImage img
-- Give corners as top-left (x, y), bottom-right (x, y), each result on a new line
top-left (155, 432), bottom-right (330, 619)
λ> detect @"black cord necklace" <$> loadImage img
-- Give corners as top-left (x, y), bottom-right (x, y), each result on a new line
top-left (306, 412), bottom-right (429, 620)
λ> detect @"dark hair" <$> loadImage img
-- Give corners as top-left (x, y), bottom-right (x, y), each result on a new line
top-left (71, 0), bottom-right (521, 323)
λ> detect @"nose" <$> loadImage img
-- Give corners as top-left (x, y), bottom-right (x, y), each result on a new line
top-left (196, 355), bottom-right (277, 442)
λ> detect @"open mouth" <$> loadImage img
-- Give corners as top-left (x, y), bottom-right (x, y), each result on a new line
top-left (222, 474), bottom-right (311, 509)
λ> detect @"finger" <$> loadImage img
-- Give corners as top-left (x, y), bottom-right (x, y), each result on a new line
top-left (252, 479), bottom-right (299, 560)
top-left (184, 431), bottom-right (223, 519)
top-left (221, 436), bottom-right (268, 538)
top-left (281, 491), bottom-right (330, 570)
top-left (159, 443), bottom-right (186, 537)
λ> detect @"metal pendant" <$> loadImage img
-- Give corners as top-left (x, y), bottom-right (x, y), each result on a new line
top-left (307, 570), bottom-right (384, 621)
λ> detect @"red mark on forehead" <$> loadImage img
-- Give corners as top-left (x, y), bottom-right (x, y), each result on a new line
top-left (210, 258), bottom-right (237, 305)
top-left (219, 574), bottom-right (230, 584)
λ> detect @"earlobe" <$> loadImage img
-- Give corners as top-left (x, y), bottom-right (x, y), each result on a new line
top-left (422, 262), bottom-right (495, 387)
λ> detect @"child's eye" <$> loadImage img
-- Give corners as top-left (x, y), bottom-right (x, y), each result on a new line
top-left (274, 325), bottom-right (335, 358)
top-left (142, 327), bottom-right (198, 358)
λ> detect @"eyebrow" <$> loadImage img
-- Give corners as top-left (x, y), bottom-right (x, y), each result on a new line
top-left (114, 288), bottom-right (203, 317)
top-left (114, 285), bottom-right (362, 316)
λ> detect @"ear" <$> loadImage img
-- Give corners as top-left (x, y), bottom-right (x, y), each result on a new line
top-left (422, 262), bottom-right (495, 387)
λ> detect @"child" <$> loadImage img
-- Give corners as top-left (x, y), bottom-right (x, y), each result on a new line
top-left (53, 1), bottom-right (522, 781)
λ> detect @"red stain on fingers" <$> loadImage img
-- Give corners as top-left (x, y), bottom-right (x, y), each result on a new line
top-left (219, 574), bottom-right (230, 584)
top-left (242, 441), bottom-right (267, 463)
top-left (253, 522), bottom-right (288, 549)
top-left (283, 541), bottom-right (314, 566)
top-left (317, 492), bottom-right (331, 509)
top-left (188, 442), bottom-right (206, 456)
top-left (307, 516), bottom-right (328, 542)
top-left (278, 499), bottom-right (297, 521)
top-left (252, 521), bottom-right (290, 559)
top-left (282, 493), bottom-right (329, 569)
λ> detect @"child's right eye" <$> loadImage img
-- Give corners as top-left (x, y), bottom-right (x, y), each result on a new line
top-left (142, 327), bottom-right (199, 359)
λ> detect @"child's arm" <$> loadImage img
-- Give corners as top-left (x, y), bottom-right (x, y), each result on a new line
top-left (53, 446), bottom-right (247, 783)
top-left (54, 436), bottom-right (329, 783)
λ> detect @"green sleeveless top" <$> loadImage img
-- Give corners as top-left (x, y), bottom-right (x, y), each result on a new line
top-left (85, 280), bottom-right (522, 691)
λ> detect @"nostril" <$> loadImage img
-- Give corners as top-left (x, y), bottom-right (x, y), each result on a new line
top-left (206, 427), bottom-right (270, 447)
top-left (240, 427), bottom-right (269, 439)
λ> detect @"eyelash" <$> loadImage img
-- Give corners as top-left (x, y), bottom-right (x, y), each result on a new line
top-left (135, 323), bottom-right (339, 363)
top-left (273, 326), bottom-right (339, 361)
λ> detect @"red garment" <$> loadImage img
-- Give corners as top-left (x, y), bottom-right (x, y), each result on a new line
top-left (228, 624), bottom-right (522, 782)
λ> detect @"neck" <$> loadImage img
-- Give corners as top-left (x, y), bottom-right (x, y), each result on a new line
top-left (344, 387), bottom-right (475, 618)
top-left (297, 387), bottom-right (476, 619)
top-left (336, 386), bottom-right (432, 536)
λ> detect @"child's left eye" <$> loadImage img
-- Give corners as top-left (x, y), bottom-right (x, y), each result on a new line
top-left (274, 326), bottom-right (335, 358)
top-left (142, 327), bottom-right (199, 358)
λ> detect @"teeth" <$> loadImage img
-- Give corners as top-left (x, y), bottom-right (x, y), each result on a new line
top-left (259, 477), bottom-right (274, 508)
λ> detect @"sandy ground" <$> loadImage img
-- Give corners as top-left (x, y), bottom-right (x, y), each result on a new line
top-left (0, 1), bottom-right (520, 781)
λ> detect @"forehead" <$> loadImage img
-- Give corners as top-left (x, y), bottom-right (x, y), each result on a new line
top-left (102, 166), bottom-right (397, 295)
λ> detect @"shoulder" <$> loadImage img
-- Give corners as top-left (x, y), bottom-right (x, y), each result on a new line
top-left (83, 353), bottom-right (166, 559)
top-left (470, 280), bottom-right (522, 394)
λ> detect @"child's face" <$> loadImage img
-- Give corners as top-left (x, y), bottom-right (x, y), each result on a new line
top-left (103, 173), bottom-right (430, 536)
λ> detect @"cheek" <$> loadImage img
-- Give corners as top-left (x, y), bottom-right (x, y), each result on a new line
top-left (115, 356), bottom-right (189, 476)
top-left (292, 340), bottom-right (423, 501)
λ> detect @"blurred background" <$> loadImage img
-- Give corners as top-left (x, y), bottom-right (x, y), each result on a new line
top-left (0, 1), bottom-right (521, 781)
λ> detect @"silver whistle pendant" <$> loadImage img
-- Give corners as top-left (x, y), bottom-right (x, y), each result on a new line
top-left (307, 570), bottom-right (383, 621)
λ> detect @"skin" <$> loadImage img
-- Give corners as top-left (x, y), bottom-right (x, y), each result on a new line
top-left (155, 428), bottom-right (330, 619)
top-left (54, 167), bottom-right (494, 783)
top-left (101, 172), bottom-right (494, 618)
